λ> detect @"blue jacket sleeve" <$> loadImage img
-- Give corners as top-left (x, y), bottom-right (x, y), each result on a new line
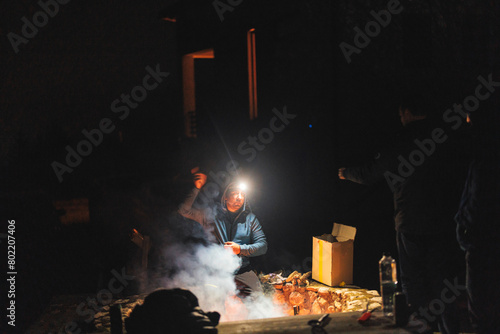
top-left (239, 215), bottom-right (268, 257)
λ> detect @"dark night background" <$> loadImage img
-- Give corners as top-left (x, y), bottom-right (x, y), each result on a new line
top-left (1, 0), bottom-right (499, 331)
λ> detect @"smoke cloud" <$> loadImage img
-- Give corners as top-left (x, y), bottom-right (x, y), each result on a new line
top-left (157, 241), bottom-right (285, 321)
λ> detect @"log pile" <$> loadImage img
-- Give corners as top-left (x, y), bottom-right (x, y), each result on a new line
top-left (260, 271), bottom-right (382, 316)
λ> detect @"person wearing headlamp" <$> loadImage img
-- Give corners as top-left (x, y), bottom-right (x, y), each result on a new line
top-left (179, 171), bottom-right (268, 297)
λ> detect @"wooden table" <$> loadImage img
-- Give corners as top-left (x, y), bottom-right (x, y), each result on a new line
top-left (218, 311), bottom-right (414, 333)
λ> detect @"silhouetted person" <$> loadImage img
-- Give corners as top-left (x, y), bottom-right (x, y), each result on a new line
top-left (339, 96), bottom-right (468, 333)
top-left (455, 93), bottom-right (500, 333)
top-left (125, 288), bottom-right (220, 334)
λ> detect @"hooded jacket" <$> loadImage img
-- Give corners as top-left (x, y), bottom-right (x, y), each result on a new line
top-left (178, 185), bottom-right (267, 270)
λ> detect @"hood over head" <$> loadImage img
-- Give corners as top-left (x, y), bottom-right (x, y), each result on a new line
top-left (220, 181), bottom-right (251, 213)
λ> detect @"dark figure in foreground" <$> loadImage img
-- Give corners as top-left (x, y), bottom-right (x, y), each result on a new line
top-left (339, 97), bottom-right (468, 333)
top-left (179, 171), bottom-right (268, 297)
top-left (455, 95), bottom-right (500, 333)
top-left (125, 288), bottom-right (220, 334)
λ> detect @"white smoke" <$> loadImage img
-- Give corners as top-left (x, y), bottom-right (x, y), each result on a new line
top-left (244, 292), bottom-right (287, 320)
top-left (159, 242), bottom-right (285, 321)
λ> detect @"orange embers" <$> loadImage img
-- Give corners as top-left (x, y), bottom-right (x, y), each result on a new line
top-left (273, 277), bottom-right (318, 316)
top-left (273, 282), bottom-right (345, 316)
top-left (262, 271), bottom-right (382, 316)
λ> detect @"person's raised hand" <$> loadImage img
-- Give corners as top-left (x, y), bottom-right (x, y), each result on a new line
top-left (193, 173), bottom-right (207, 189)
top-left (191, 167), bottom-right (207, 189)
top-left (338, 168), bottom-right (346, 180)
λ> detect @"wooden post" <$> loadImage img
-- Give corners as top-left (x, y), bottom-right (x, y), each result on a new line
top-left (142, 235), bottom-right (150, 271)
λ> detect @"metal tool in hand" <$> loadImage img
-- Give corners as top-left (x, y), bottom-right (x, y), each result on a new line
top-left (307, 314), bottom-right (330, 334)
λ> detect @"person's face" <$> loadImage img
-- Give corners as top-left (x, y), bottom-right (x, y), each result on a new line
top-left (225, 190), bottom-right (245, 212)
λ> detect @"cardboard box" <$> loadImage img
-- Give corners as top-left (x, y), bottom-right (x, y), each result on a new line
top-left (312, 223), bottom-right (356, 286)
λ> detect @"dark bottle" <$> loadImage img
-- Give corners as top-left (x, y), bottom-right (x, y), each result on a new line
top-left (394, 292), bottom-right (409, 327)
top-left (110, 303), bottom-right (123, 334)
top-left (379, 253), bottom-right (397, 317)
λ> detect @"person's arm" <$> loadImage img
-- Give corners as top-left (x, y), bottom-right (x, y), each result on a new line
top-left (178, 172), bottom-right (208, 225)
top-left (239, 216), bottom-right (268, 257)
top-left (340, 159), bottom-right (387, 185)
top-left (339, 149), bottom-right (399, 186)
top-left (178, 187), bottom-right (206, 225)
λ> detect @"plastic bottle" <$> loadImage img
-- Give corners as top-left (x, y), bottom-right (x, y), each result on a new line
top-left (379, 253), bottom-right (397, 317)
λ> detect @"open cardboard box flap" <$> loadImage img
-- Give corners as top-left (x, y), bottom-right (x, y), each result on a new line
top-left (314, 223), bottom-right (357, 243)
top-left (331, 223), bottom-right (356, 242)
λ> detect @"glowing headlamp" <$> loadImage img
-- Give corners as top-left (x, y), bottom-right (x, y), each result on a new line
top-left (225, 180), bottom-right (250, 197)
